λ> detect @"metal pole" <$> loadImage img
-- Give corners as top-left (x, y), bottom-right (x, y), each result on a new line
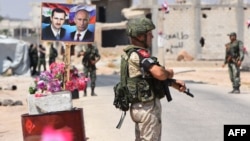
top-left (63, 43), bottom-right (71, 89)
top-left (151, 2), bottom-right (158, 57)
top-left (236, 0), bottom-right (244, 41)
top-left (158, 7), bottom-right (165, 67)
top-left (194, 0), bottom-right (201, 60)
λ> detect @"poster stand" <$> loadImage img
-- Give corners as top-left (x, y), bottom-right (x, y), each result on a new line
top-left (21, 2), bottom-right (97, 140)
top-left (21, 42), bottom-right (87, 141)
top-left (63, 43), bottom-right (72, 89)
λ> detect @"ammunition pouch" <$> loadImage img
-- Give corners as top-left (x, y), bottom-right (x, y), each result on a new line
top-left (226, 55), bottom-right (232, 63)
top-left (231, 57), bottom-right (240, 63)
top-left (127, 77), bottom-right (155, 103)
top-left (113, 82), bottom-right (130, 111)
top-left (227, 56), bottom-right (239, 64)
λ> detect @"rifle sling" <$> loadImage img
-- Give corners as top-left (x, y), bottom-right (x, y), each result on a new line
top-left (116, 111), bottom-right (126, 129)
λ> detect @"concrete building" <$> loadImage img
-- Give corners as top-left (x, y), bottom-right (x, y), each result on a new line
top-left (0, 18), bottom-right (34, 40)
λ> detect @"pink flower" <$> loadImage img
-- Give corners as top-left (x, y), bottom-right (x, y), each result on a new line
top-left (65, 81), bottom-right (75, 92)
top-left (77, 79), bottom-right (86, 90)
top-left (47, 79), bottom-right (62, 93)
top-left (37, 80), bottom-right (47, 90)
top-left (29, 62), bottom-right (89, 94)
top-left (49, 62), bottom-right (65, 81)
top-left (34, 93), bottom-right (45, 97)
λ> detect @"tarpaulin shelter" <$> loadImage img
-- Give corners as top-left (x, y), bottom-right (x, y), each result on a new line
top-left (0, 35), bottom-right (30, 76)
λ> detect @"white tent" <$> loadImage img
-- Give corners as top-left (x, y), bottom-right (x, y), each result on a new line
top-left (0, 35), bottom-right (30, 76)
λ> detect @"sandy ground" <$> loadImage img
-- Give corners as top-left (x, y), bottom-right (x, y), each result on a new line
top-left (0, 52), bottom-right (249, 140)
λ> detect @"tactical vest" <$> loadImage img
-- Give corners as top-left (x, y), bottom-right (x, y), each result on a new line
top-left (49, 47), bottom-right (58, 59)
top-left (226, 40), bottom-right (243, 63)
top-left (82, 46), bottom-right (98, 67)
top-left (229, 41), bottom-right (240, 57)
top-left (120, 46), bottom-right (165, 103)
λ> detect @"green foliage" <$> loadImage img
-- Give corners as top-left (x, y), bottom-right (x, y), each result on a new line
top-left (29, 86), bottom-right (37, 94)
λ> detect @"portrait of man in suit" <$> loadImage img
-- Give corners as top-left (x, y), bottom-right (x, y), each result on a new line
top-left (70, 9), bottom-right (94, 42)
top-left (41, 8), bottom-right (67, 41)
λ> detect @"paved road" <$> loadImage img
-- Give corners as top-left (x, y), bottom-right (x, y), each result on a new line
top-left (162, 82), bottom-right (250, 141)
top-left (73, 74), bottom-right (250, 141)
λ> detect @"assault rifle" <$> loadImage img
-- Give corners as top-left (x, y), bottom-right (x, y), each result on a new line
top-left (224, 43), bottom-right (239, 64)
top-left (163, 79), bottom-right (194, 102)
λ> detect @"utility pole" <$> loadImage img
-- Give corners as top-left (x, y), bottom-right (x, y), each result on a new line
top-left (194, 0), bottom-right (201, 59)
top-left (151, 0), bottom-right (158, 58)
top-left (236, 0), bottom-right (244, 41)
top-left (158, 3), bottom-right (166, 66)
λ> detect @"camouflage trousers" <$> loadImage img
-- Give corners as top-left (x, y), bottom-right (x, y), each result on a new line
top-left (228, 62), bottom-right (241, 88)
top-left (83, 66), bottom-right (96, 88)
top-left (38, 58), bottom-right (46, 72)
top-left (130, 98), bottom-right (162, 141)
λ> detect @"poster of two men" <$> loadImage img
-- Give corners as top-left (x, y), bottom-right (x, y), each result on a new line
top-left (41, 2), bottom-right (96, 42)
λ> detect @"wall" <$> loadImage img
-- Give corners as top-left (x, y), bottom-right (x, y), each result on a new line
top-left (161, 6), bottom-right (196, 59)
top-left (92, 0), bottom-right (129, 23)
top-left (160, 3), bottom-right (249, 60)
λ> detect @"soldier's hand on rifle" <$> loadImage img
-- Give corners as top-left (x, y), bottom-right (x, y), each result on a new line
top-left (237, 61), bottom-right (242, 67)
top-left (90, 60), bottom-right (96, 65)
top-left (171, 80), bottom-right (186, 92)
top-left (165, 68), bottom-right (174, 78)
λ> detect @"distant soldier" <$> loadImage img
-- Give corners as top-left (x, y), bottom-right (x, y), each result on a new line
top-left (77, 43), bottom-right (100, 96)
top-left (28, 43), bottom-right (38, 76)
top-left (49, 44), bottom-right (58, 65)
top-left (38, 44), bottom-right (46, 73)
top-left (222, 32), bottom-right (244, 94)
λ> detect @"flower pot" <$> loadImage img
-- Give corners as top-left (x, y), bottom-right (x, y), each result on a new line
top-left (71, 89), bottom-right (79, 99)
top-left (21, 108), bottom-right (86, 141)
top-left (27, 91), bottom-right (73, 115)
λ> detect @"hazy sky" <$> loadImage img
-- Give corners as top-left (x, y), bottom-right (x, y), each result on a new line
top-left (0, 0), bottom-right (62, 19)
top-left (0, 0), bottom-right (209, 19)
top-left (1, 0), bottom-right (249, 20)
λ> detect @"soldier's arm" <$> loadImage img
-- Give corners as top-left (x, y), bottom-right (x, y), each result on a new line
top-left (91, 55), bottom-right (100, 65)
top-left (95, 55), bottom-right (101, 62)
top-left (141, 57), bottom-right (185, 92)
top-left (39, 48), bottom-right (46, 54)
top-left (222, 43), bottom-right (230, 67)
top-left (90, 48), bottom-right (101, 65)
top-left (236, 41), bottom-right (244, 67)
top-left (140, 59), bottom-right (172, 80)
top-left (149, 65), bottom-right (186, 92)
top-left (149, 65), bottom-right (173, 80)
top-left (95, 48), bottom-right (101, 62)
top-left (238, 41), bottom-right (244, 62)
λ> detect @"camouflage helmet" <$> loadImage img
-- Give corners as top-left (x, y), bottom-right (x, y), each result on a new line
top-left (126, 17), bottom-right (155, 37)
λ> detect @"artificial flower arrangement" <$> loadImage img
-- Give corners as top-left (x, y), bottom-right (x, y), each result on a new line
top-left (29, 62), bottom-right (89, 97)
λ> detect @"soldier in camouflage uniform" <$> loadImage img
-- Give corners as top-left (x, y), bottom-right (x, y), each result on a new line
top-left (38, 44), bottom-right (46, 73)
top-left (125, 17), bottom-right (186, 141)
top-left (77, 43), bottom-right (100, 96)
top-left (28, 43), bottom-right (38, 76)
top-left (222, 32), bottom-right (244, 94)
top-left (49, 44), bottom-right (58, 65)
